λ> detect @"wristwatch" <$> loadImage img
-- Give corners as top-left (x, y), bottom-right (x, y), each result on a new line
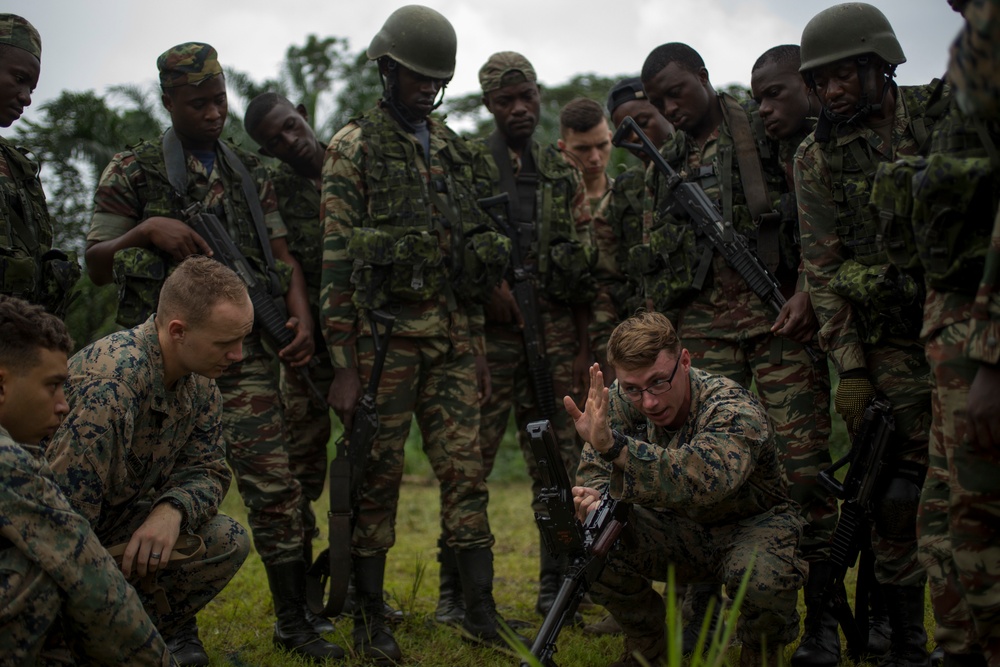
top-left (599, 430), bottom-right (628, 463)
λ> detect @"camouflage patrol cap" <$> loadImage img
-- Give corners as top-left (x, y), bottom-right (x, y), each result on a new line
top-left (0, 14), bottom-right (41, 60)
top-left (607, 77), bottom-right (646, 114)
top-left (157, 42), bottom-right (223, 89)
top-left (479, 51), bottom-right (537, 94)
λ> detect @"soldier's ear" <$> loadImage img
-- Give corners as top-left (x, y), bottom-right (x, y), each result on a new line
top-left (295, 104), bottom-right (309, 123)
top-left (167, 319), bottom-right (187, 343)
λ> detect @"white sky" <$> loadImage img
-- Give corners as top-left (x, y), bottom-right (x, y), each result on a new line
top-left (10, 0), bottom-right (963, 117)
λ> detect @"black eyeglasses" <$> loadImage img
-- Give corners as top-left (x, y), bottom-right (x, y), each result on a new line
top-left (620, 354), bottom-right (681, 403)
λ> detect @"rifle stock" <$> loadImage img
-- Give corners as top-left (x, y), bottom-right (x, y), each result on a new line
top-left (479, 194), bottom-right (558, 419)
top-left (305, 308), bottom-right (395, 617)
top-left (523, 420), bottom-right (630, 667)
top-left (182, 202), bottom-right (328, 406)
top-left (612, 116), bottom-right (820, 363)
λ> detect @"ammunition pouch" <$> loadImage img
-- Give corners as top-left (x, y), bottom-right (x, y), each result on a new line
top-left (546, 237), bottom-right (596, 304)
top-left (872, 157), bottom-right (923, 273)
top-left (828, 260), bottom-right (923, 344)
top-left (348, 227), bottom-right (445, 307)
top-left (453, 230), bottom-right (511, 304)
top-left (39, 249), bottom-right (82, 318)
top-left (347, 227), bottom-right (394, 309)
top-left (0, 250), bottom-right (39, 301)
top-left (113, 246), bottom-right (168, 328)
top-left (625, 219), bottom-right (697, 312)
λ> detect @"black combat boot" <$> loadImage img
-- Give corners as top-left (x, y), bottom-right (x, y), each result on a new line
top-left (301, 528), bottom-right (335, 634)
top-left (681, 582), bottom-right (723, 655)
top-left (435, 540), bottom-right (465, 626)
top-left (352, 556), bottom-right (403, 664)
top-left (791, 563), bottom-right (841, 667)
top-left (868, 583), bottom-right (893, 660)
top-left (455, 547), bottom-right (530, 649)
top-left (880, 585), bottom-right (930, 667)
top-left (265, 560), bottom-right (346, 663)
top-left (164, 617), bottom-right (209, 666)
top-left (339, 570), bottom-right (405, 624)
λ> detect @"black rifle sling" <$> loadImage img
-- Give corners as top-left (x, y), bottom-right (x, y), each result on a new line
top-left (719, 93), bottom-right (781, 273)
top-left (488, 130), bottom-right (538, 257)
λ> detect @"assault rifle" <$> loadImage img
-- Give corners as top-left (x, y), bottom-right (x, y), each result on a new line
top-left (816, 396), bottom-right (894, 661)
top-left (182, 202), bottom-right (327, 406)
top-left (611, 116), bottom-right (819, 362)
top-left (306, 308), bottom-right (395, 616)
top-left (479, 194), bottom-right (557, 419)
top-left (523, 420), bottom-right (630, 667)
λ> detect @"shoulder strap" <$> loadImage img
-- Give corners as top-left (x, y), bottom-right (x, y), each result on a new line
top-left (719, 93), bottom-right (772, 222)
top-left (217, 141), bottom-right (278, 272)
top-left (487, 130), bottom-right (536, 224)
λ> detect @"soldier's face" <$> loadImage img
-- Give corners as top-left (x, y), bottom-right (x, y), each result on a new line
top-left (0, 348), bottom-right (69, 444)
top-left (173, 295), bottom-right (254, 379)
top-left (611, 99), bottom-right (674, 161)
top-left (559, 120), bottom-right (612, 180)
top-left (643, 62), bottom-right (712, 135)
top-left (0, 46), bottom-right (40, 127)
top-left (483, 81), bottom-right (540, 143)
top-left (751, 61), bottom-right (814, 140)
top-left (810, 60), bottom-right (864, 118)
top-left (393, 64), bottom-right (445, 121)
top-left (162, 75), bottom-right (228, 150)
top-left (252, 102), bottom-right (320, 172)
top-left (615, 348), bottom-right (692, 429)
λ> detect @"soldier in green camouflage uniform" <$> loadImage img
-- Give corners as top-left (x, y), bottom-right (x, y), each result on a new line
top-left (570, 311), bottom-right (804, 667)
top-left (0, 295), bottom-right (173, 666)
top-left (321, 6), bottom-right (518, 660)
top-left (795, 5), bottom-right (942, 665)
top-left (83, 44), bottom-right (340, 663)
top-left (639, 41), bottom-right (832, 651)
top-left (464, 51), bottom-right (596, 623)
top-left (874, 2), bottom-right (1000, 664)
top-left (0, 14), bottom-right (79, 316)
top-left (44, 258), bottom-right (251, 666)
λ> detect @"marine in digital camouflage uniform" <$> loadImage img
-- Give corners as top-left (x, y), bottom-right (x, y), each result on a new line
top-left (82, 44), bottom-right (338, 663)
top-left (321, 6), bottom-right (518, 659)
top-left (639, 41), bottom-right (830, 647)
top-left (44, 259), bottom-right (251, 666)
top-left (896, 2), bottom-right (1000, 664)
top-left (795, 5), bottom-right (942, 665)
top-left (0, 14), bottom-right (79, 316)
top-left (571, 311), bottom-right (804, 667)
top-left (0, 295), bottom-right (172, 667)
top-left (471, 50), bottom-right (597, 622)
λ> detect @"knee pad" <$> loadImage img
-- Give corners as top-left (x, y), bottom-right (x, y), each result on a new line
top-left (873, 461), bottom-right (926, 541)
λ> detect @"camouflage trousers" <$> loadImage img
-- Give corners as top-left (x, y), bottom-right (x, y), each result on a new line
top-left (100, 504), bottom-right (250, 638)
top-left (591, 503), bottom-right (805, 651)
top-left (217, 336), bottom-right (304, 566)
top-left (919, 320), bottom-right (1000, 662)
top-left (353, 335), bottom-right (493, 558)
top-left (0, 548), bottom-right (170, 666)
top-left (683, 333), bottom-right (837, 561)
top-left (279, 334), bottom-right (333, 550)
top-left (480, 307), bottom-right (584, 511)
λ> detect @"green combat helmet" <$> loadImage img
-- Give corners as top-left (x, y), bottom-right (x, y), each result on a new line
top-left (367, 4), bottom-right (456, 80)
top-left (799, 2), bottom-right (905, 73)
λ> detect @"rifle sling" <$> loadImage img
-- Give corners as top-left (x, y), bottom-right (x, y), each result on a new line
top-left (719, 93), bottom-right (781, 273)
top-left (305, 446), bottom-right (351, 617)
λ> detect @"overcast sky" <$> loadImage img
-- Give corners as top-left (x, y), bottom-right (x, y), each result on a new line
top-left (10, 0), bottom-right (963, 121)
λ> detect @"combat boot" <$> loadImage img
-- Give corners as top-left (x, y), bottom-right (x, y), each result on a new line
top-left (434, 540), bottom-right (465, 626)
top-left (608, 632), bottom-right (667, 667)
top-left (352, 555), bottom-right (402, 664)
top-left (681, 582), bottom-right (722, 654)
top-left (791, 562), bottom-right (841, 667)
top-left (740, 643), bottom-right (785, 667)
top-left (868, 584), bottom-right (893, 660)
top-left (455, 546), bottom-right (530, 649)
top-left (535, 544), bottom-right (561, 616)
top-left (265, 560), bottom-right (345, 663)
top-left (164, 617), bottom-right (209, 666)
top-left (301, 529), bottom-right (335, 634)
top-left (879, 585), bottom-right (930, 667)
top-left (339, 571), bottom-right (405, 624)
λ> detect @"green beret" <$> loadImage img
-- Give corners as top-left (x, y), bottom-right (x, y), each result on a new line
top-left (479, 51), bottom-right (537, 94)
top-left (0, 14), bottom-right (41, 60)
top-left (157, 42), bottom-right (222, 89)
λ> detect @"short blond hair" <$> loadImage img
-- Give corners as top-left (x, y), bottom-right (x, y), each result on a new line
top-left (157, 256), bottom-right (248, 327)
top-left (606, 311), bottom-right (681, 371)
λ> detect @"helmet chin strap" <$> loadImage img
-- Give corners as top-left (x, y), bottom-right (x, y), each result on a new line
top-left (378, 58), bottom-right (450, 132)
top-left (824, 56), bottom-right (896, 126)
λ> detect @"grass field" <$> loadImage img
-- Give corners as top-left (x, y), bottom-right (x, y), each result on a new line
top-left (195, 413), bottom-right (937, 666)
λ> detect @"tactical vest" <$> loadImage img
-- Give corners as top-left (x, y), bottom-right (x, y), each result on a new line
top-left (346, 108), bottom-right (509, 310)
top-left (113, 137), bottom-right (274, 327)
top-left (821, 83), bottom-right (945, 343)
top-left (0, 139), bottom-right (80, 315)
top-left (481, 138), bottom-right (595, 304)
